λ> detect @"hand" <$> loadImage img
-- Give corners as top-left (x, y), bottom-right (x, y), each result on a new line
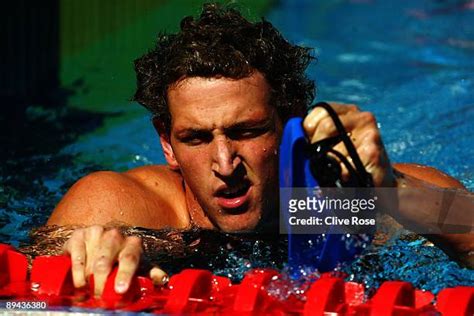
top-left (303, 102), bottom-right (395, 187)
top-left (63, 225), bottom-right (146, 296)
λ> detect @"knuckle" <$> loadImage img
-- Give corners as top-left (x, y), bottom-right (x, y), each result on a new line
top-left (72, 256), bottom-right (85, 267)
top-left (360, 112), bottom-right (376, 125)
top-left (365, 144), bottom-right (380, 163)
top-left (125, 236), bottom-right (143, 251)
top-left (302, 116), bottom-right (313, 130)
top-left (308, 107), bottom-right (324, 117)
top-left (321, 119), bottom-right (334, 132)
top-left (64, 230), bottom-right (85, 253)
top-left (88, 225), bottom-right (104, 237)
top-left (104, 228), bottom-right (123, 242)
top-left (70, 228), bottom-right (85, 240)
top-left (94, 257), bottom-right (112, 273)
top-left (347, 104), bottom-right (360, 112)
top-left (126, 236), bottom-right (142, 245)
top-left (366, 129), bottom-right (381, 143)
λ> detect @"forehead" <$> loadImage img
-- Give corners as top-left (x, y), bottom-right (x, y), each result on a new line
top-left (167, 73), bottom-right (274, 130)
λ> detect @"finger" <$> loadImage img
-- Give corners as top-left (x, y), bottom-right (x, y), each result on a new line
top-left (305, 103), bottom-right (361, 142)
top-left (338, 155), bottom-right (352, 183)
top-left (361, 142), bottom-right (394, 187)
top-left (84, 225), bottom-right (104, 275)
top-left (64, 229), bottom-right (87, 288)
top-left (328, 125), bottom-right (367, 163)
top-left (321, 134), bottom-right (368, 184)
top-left (114, 236), bottom-right (143, 294)
top-left (92, 229), bottom-right (124, 296)
top-left (354, 127), bottom-right (383, 166)
top-left (303, 106), bottom-right (328, 137)
top-left (325, 102), bottom-right (359, 113)
top-left (304, 102), bottom-right (358, 132)
top-left (333, 130), bottom-right (380, 182)
top-left (310, 114), bottom-right (358, 144)
top-left (150, 266), bottom-right (169, 286)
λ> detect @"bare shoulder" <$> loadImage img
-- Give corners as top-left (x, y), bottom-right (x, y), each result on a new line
top-left (124, 165), bottom-right (184, 192)
top-left (47, 165), bottom-right (190, 229)
top-left (393, 163), bottom-right (466, 189)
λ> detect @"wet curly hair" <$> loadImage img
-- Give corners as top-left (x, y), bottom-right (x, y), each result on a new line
top-left (133, 3), bottom-right (315, 133)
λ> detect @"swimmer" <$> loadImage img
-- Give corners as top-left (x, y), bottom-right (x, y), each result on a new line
top-left (46, 4), bottom-right (472, 296)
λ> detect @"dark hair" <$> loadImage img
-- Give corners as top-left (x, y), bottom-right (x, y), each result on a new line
top-left (133, 3), bottom-right (315, 133)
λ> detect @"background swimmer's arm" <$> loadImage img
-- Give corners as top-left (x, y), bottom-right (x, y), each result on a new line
top-left (47, 165), bottom-right (189, 229)
top-left (393, 163), bottom-right (474, 268)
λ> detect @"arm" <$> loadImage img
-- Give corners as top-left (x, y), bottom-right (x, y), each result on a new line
top-left (393, 163), bottom-right (473, 267)
top-left (47, 165), bottom-right (188, 295)
top-left (303, 102), bottom-right (473, 266)
top-left (394, 163), bottom-right (466, 190)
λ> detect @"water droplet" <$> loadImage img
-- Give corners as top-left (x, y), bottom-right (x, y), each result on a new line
top-left (263, 148), bottom-right (267, 152)
top-left (120, 211), bottom-right (124, 216)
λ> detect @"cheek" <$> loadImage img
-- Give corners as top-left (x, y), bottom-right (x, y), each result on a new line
top-left (174, 147), bottom-right (209, 177)
top-left (241, 137), bottom-right (280, 171)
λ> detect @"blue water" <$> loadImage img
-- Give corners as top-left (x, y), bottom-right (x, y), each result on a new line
top-left (267, 0), bottom-right (474, 292)
top-left (269, 0), bottom-right (474, 190)
top-left (1, 0), bottom-right (473, 294)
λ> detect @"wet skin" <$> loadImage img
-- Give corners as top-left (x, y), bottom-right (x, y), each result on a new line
top-left (162, 73), bottom-right (282, 232)
top-left (47, 72), bottom-right (471, 296)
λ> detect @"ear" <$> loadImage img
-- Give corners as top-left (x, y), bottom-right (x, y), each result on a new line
top-left (153, 117), bottom-right (180, 170)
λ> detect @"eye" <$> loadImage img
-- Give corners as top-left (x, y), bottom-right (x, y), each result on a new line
top-left (227, 127), bottom-right (267, 140)
top-left (179, 132), bottom-right (213, 145)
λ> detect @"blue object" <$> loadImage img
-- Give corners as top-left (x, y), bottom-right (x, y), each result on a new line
top-left (279, 117), bottom-right (369, 273)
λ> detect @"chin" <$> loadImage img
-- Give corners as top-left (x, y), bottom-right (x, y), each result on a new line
top-left (216, 213), bottom-right (261, 233)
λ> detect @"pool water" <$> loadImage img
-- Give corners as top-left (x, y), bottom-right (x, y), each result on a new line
top-left (1, 0), bottom-right (473, 294)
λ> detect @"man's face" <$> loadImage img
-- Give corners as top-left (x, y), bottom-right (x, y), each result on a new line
top-left (165, 72), bottom-right (282, 232)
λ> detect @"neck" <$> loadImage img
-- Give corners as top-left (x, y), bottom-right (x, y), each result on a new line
top-left (184, 181), bottom-right (216, 230)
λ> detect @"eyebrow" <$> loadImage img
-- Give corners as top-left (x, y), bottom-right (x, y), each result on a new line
top-left (175, 117), bottom-right (274, 138)
top-left (225, 117), bottom-right (274, 131)
top-left (174, 117), bottom-right (274, 137)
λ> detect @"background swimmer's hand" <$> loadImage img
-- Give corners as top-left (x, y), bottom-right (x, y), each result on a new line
top-left (63, 225), bottom-right (143, 296)
top-left (303, 102), bottom-right (395, 187)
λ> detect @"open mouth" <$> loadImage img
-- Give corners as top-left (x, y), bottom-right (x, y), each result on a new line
top-left (215, 181), bottom-right (251, 211)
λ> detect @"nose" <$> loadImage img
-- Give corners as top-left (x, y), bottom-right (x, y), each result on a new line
top-left (211, 136), bottom-right (241, 177)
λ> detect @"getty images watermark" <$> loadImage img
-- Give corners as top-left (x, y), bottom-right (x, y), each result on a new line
top-left (288, 195), bottom-right (377, 226)
top-left (280, 187), bottom-right (473, 235)
top-left (280, 188), bottom-right (378, 234)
